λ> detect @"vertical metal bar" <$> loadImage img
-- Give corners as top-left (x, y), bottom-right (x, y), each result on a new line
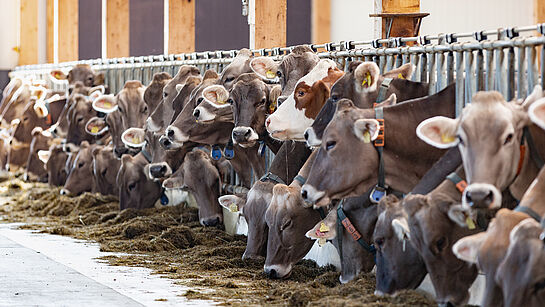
top-left (495, 48), bottom-right (506, 95)
top-left (446, 52), bottom-right (454, 85)
top-left (385, 55), bottom-right (393, 72)
top-left (464, 50), bottom-right (475, 106)
top-left (516, 46), bottom-right (526, 99)
top-left (506, 47), bottom-right (515, 101)
top-left (526, 45), bottom-right (537, 95)
top-left (419, 53), bottom-right (428, 83)
top-left (436, 51), bottom-right (445, 92)
top-left (475, 50), bottom-right (484, 91)
top-left (402, 53), bottom-right (410, 65)
top-left (541, 45), bottom-right (545, 89)
top-left (395, 53), bottom-right (403, 68)
top-left (428, 53), bottom-right (436, 95)
top-left (379, 55), bottom-right (386, 74)
top-left (455, 51), bottom-right (464, 116)
top-left (485, 49), bottom-right (494, 91)
top-left (411, 53), bottom-right (420, 82)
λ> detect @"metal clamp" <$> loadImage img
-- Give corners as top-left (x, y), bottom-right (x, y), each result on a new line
top-left (343, 40), bottom-right (355, 50)
top-left (392, 37), bottom-right (404, 47)
top-left (473, 31), bottom-right (488, 41)
top-left (325, 42), bottom-right (336, 52)
top-left (258, 48), bottom-right (267, 56)
top-left (538, 23), bottom-right (545, 35)
top-left (445, 33), bottom-right (457, 44)
top-left (418, 35), bottom-right (431, 45)
top-left (309, 44), bottom-right (318, 52)
top-left (506, 27), bottom-right (519, 38)
top-left (372, 39), bottom-right (382, 49)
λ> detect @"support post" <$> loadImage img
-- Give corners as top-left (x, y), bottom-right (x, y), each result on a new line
top-left (254, 0), bottom-right (286, 49)
top-left (311, 0), bottom-right (330, 45)
top-left (106, 0), bottom-right (129, 58)
top-left (19, 0), bottom-right (39, 65)
top-left (168, 0), bottom-right (195, 54)
top-left (58, 0), bottom-right (78, 62)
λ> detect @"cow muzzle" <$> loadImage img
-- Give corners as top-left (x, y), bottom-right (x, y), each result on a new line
top-left (264, 264), bottom-right (291, 279)
top-left (149, 162), bottom-right (172, 179)
top-left (232, 126), bottom-right (258, 147)
top-left (301, 184), bottom-right (330, 207)
top-left (462, 183), bottom-right (501, 209)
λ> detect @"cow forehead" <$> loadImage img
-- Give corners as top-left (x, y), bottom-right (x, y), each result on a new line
top-left (460, 101), bottom-right (516, 135)
top-left (295, 60), bottom-right (337, 88)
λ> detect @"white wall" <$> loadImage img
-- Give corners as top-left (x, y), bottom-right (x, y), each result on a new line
top-left (330, 0), bottom-right (535, 43)
top-left (0, 0), bottom-right (19, 69)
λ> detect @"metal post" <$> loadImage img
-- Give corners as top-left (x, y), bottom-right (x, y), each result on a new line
top-left (428, 52), bottom-right (436, 95)
top-left (485, 49), bottom-right (494, 91)
top-left (475, 50), bottom-right (484, 91)
top-left (516, 45), bottom-right (526, 99)
top-left (446, 52), bottom-right (454, 85)
top-left (455, 51), bottom-right (464, 116)
top-left (436, 51), bottom-right (445, 92)
top-left (419, 53), bottom-right (428, 83)
top-left (464, 50), bottom-right (475, 105)
top-left (526, 45), bottom-right (537, 95)
top-left (506, 47), bottom-right (515, 101)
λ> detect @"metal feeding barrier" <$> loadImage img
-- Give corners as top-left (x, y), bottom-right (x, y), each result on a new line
top-left (9, 23), bottom-right (545, 188)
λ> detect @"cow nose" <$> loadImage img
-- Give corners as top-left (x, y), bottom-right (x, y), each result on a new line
top-left (465, 189), bottom-right (494, 208)
top-left (114, 146), bottom-right (128, 158)
top-left (60, 189), bottom-right (69, 195)
top-left (150, 164), bottom-right (167, 178)
top-left (159, 135), bottom-right (171, 150)
top-left (167, 128), bottom-right (175, 139)
top-left (304, 130), bottom-right (309, 140)
top-left (301, 189), bottom-right (308, 200)
top-left (232, 128), bottom-right (250, 142)
top-left (265, 268), bottom-right (279, 279)
top-left (193, 109), bottom-right (200, 118)
top-left (202, 217), bottom-right (220, 227)
top-left (438, 302), bottom-right (455, 307)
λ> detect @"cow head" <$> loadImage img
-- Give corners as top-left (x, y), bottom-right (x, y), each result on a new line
top-left (105, 110), bottom-right (136, 158)
top-left (116, 80), bottom-right (148, 129)
top-left (67, 64), bottom-right (105, 87)
top-left (495, 218), bottom-right (545, 307)
top-left (304, 61), bottom-right (413, 146)
top-left (219, 48), bottom-right (253, 90)
top-left (144, 72), bottom-right (172, 112)
top-left (25, 128), bottom-right (60, 182)
top-left (163, 149), bottom-right (223, 226)
top-left (263, 184), bottom-right (321, 279)
top-left (373, 195), bottom-right (427, 295)
top-left (404, 191), bottom-right (478, 306)
top-left (41, 144), bottom-right (69, 186)
top-left (417, 87), bottom-right (544, 209)
top-left (66, 94), bottom-right (97, 145)
top-left (117, 153), bottom-right (161, 210)
top-left (61, 141), bottom-right (97, 195)
top-left (92, 144), bottom-right (121, 196)
top-left (265, 59), bottom-right (344, 141)
top-left (193, 85), bottom-right (234, 124)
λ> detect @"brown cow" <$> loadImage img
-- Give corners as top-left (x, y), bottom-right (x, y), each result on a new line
top-left (117, 153), bottom-right (161, 210)
top-left (305, 62), bottom-right (428, 146)
top-left (25, 128), bottom-right (60, 182)
top-left (218, 48), bottom-right (254, 91)
top-left (61, 142), bottom-right (98, 195)
top-left (92, 144), bottom-right (121, 196)
top-left (495, 218), bottom-right (545, 307)
top-left (65, 94), bottom-right (99, 145)
top-left (40, 144), bottom-right (70, 186)
top-left (67, 64), bottom-right (105, 88)
top-left (302, 84), bottom-right (456, 207)
top-left (416, 87), bottom-right (545, 209)
top-left (143, 72), bottom-right (172, 112)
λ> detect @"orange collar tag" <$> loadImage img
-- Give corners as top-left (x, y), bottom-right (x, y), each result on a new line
top-left (456, 180), bottom-right (468, 193)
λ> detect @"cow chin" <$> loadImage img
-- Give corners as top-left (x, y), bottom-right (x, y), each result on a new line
top-left (264, 264), bottom-right (293, 279)
top-left (301, 184), bottom-right (328, 206)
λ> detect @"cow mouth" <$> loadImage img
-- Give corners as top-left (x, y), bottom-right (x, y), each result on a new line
top-left (235, 140), bottom-right (257, 148)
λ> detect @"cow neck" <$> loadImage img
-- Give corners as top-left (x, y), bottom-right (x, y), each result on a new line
top-left (374, 78), bottom-right (393, 105)
top-left (509, 125), bottom-right (545, 200)
top-left (336, 198), bottom-right (376, 262)
top-left (373, 84), bottom-right (456, 195)
top-left (266, 141), bottom-right (311, 185)
top-left (410, 148), bottom-right (462, 195)
top-left (513, 164), bottom-right (545, 222)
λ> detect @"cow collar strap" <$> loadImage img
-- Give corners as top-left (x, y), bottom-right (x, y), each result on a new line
top-left (336, 200), bottom-right (376, 261)
top-left (293, 175), bottom-right (306, 185)
top-left (141, 144), bottom-right (153, 163)
top-left (446, 171), bottom-right (491, 230)
top-left (375, 77), bottom-right (393, 105)
top-left (259, 172), bottom-right (286, 185)
top-left (446, 172), bottom-right (468, 193)
top-left (370, 106), bottom-right (386, 203)
top-left (514, 205), bottom-right (542, 222)
top-left (522, 126), bottom-right (544, 171)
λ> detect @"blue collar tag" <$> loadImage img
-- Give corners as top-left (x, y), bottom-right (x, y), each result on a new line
top-left (211, 145), bottom-right (223, 160)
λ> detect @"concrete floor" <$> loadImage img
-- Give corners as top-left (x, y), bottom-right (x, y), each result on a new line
top-left (0, 223), bottom-right (215, 307)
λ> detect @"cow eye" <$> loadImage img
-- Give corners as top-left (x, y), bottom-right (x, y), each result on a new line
top-left (374, 238), bottom-right (384, 249)
top-left (456, 135), bottom-right (464, 146)
top-left (260, 98), bottom-right (266, 104)
top-left (280, 219), bottom-right (292, 231)
top-left (77, 117), bottom-right (83, 123)
top-left (504, 133), bottom-right (513, 145)
top-left (326, 141), bottom-right (336, 151)
top-left (276, 71), bottom-right (282, 77)
top-left (435, 237), bottom-right (447, 252)
top-left (101, 169), bottom-right (107, 177)
top-left (297, 91), bottom-right (305, 97)
top-left (142, 106), bottom-right (148, 113)
top-left (163, 92), bottom-right (168, 98)
top-left (118, 106), bottom-right (124, 113)
top-left (225, 77), bottom-right (235, 83)
top-left (331, 94), bottom-right (339, 102)
top-left (128, 182), bottom-right (136, 191)
top-left (23, 117), bottom-right (29, 121)
top-left (78, 162), bottom-right (84, 168)
top-left (227, 98), bottom-right (234, 104)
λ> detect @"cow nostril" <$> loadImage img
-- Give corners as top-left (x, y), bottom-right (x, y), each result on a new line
top-left (203, 217), bottom-right (220, 227)
top-left (167, 129), bottom-right (174, 138)
top-left (244, 129), bottom-right (251, 137)
top-left (304, 130), bottom-right (309, 140)
top-left (160, 165), bottom-right (167, 173)
top-left (485, 191), bottom-right (494, 203)
top-left (266, 118), bottom-right (271, 127)
top-left (267, 269), bottom-right (278, 279)
top-left (193, 109), bottom-right (200, 118)
top-left (301, 189), bottom-right (308, 200)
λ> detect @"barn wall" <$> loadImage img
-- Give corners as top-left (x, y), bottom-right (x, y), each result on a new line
top-left (287, 0), bottom-right (311, 46)
top-left (130, 0), bottom-right (164, 56)
top-left (330, 0), bottom-right (375, 42)
top-left (78, 0), bottom-right (101, 60)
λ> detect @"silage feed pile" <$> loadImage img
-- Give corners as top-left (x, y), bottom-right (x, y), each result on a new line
top-left (0, 174), bottom-right (434, 306)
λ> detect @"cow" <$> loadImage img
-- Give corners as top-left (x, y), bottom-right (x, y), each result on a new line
top-left (92, 144), bottom-right (121, 196)
top-left (143, 72), bottom-right (172, 112)
top-left (495, 218), bottom-right (545, 307)
top-left (265, 59), bottom-right (345, 141)
top-left (162, 149), bottom-right (225, 226)
top-left (416, 87), bottom-right (545, 209)
top-left (218, 48), bottom-right (254, 91)
top-left (25, 128), bottom-right (60, 182)
top-left (39, 144), bottom-right (70, 186)
top-left (65, 94), bottom-right (100, 145)
top-left (116, 153), bottom-right (161, 210)
top-left (301, 84), bottom-right (456, 207)
top-left (61, 142), bottom-right (98, 195)
top-left (66, 64), bottom-right (105, 88)
top-left (304, 61), bottom-right (428, 146)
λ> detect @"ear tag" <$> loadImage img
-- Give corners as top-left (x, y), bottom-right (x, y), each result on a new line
top-left (268, 101), bottom-right (277, 114)
top-left (441, 133), bottom-right (456, 143)
top-left (160, 191), bottom-right (169, 205)
top-left (216, 100), bottom-right (226, 105)
top-left (370, 185), bottom-right (386, 203)
top-left (465, 216), bottom-right (476, 230)
top-left (318, 238), bottom-right (327, 247)
top-left (319, 222), bottom-right (330, 233)
top-left (266, 70), bottom-right (276, 79)
top-left (362, 72), bottom-right (371, 87)
top-left (103, 102), bottom-right (111, 108)
top-left (258, 141), bottom-right (266, 156)
top-left (398, 73), bottom-right (405, 79)
top-left (211, 145), bottom-right (222, 160)
top-left (229, 203), bottom-right (238, 213)
top-left (91, 126), bottom-right (99, 134)
top-left (362, 131), bottom-right (371, 143)
top-left (402, 238), bottom-right (407, 252)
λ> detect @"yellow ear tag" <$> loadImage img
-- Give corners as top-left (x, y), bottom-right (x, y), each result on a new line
top-left (91, 126), bottom-right (99, 133)
top-left (216, 100), bottom-right (225, 105)
top-left (465, 216), bottom-right (476, 230)
top-left (266, 70), bottom-right (276, 79)
top-left (229, 203), bottom-right (238, 212)
top-left (318, 238), bottom-right (327, 247)
top-left (103, 102), bottom-right (111, 108)
top-left (362, 131), bottom-right (371, 143)
top-left (441, 133), bottom-right (456, 143)
top-left (398, 73), bottom-right (405, 79)
top-left (319, 222), bottom-right (330, 233)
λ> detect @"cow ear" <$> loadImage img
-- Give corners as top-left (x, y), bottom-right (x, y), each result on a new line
top-left (353, 119), bottom-right (380, 143)
top-left (452, 232), bottom-right (486, 264)
top-left (306, 208), bottom-right (337, 244)
top-left (50, 70), bottom-right (67, 80)
top-left (335, 99), bottom-right (355, 113)
top-left (268, 85), bottom-right (282, 113)
top-left (38, 150), bottom-right (51, 164)
top-left (175, 83), bottom-right (184, 94)
top-left (313, 80), bottom-right (331, 110)
top-left (218, 194), bottom-right (246, 213)
top-left (402, 194), bottom-right (427, 216)
top-left (447, 204), bottom-right (474, 228)
top-left (31, 127), bottom-right (44, 137)
top-left (81, 141), bottom-right (90, 149)
top-left (375, 93), bottom-right (397, 108)
top-left (510, 218), bottom-right (542, 243)
top-left (92, 94), bottom-right (117, 113)
top-left (202, 85), bottom-right (230, 107)
top-left (392, 217), bottom-right (411, 241)
top-left (354, 62), bottom-right (380, 92)
top-left (250, 57), bottom-right (279, 80)
top-left (521, 85), bottom-right (544, 110)
top-left (203, 69), bottom-right (219, 81)
top-left (529, 97), bottom-right (545, 130)
top-left (384, 63), bottom-right (415, 80)
top-left (93, 72), bottom-right (105, 86)
top-left (416, 116), bottom-right (459, 149)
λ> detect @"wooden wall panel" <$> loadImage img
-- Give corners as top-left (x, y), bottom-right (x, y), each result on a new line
top-left (311, 0), bottom-right (330, 45)
top-left (169, 0), bottom-right (195, 54)
top-left (58, 0), bottom-right (78, 62)
top-left (381, 0), bottom-right (420, 38)
top-left (106, 0), bottom-right (129, 58)
top-left (130, 0), bottom-right (163, 56)
top-left (254, 0), bottom-right (286, 49)
top-left (287, 0), bottom-right (311, 46)
top-left (19, 0), bottom-right (39, 65)
top-left (46, 0), bottom-right (54, 63)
